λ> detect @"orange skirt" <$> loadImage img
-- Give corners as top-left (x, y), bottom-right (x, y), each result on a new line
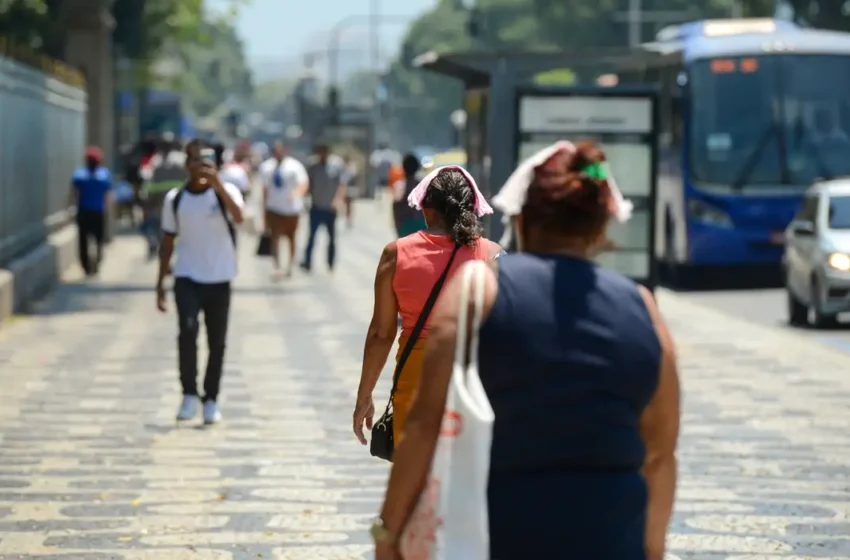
top-left (391, 335), bottom-right (427, 443)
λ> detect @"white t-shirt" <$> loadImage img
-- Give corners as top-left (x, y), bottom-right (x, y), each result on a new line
top-left (219, 163), bottom-right (250, 194)
top-left (161, 183), bottom-right (244, 284)
top-left (260, 156), bottom-right (308, 216)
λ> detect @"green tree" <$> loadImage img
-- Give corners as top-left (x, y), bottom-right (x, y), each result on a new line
top-left (0, 0), bottom-right (248, 64)
top-left (386, 0), bottom-right (780, 147)
top-left (384, 0), bottom-right (472, 147)
top-left (755, 0), bottom-right (850, 30)
top-left (170, 18), bottom-right (254, 116)
top-left (0, 0), bottom-right (63, 57)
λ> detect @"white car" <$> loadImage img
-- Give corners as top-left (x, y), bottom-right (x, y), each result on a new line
top-left (784, 179), bottom-right (850, 327)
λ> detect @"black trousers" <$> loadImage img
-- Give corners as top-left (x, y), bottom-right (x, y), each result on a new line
top-left (303, 208), bottom-right (337, 269)
top-left (174, 278), bottom-right (231, 402)
top-left (76, 210), bottom-right (105, 274)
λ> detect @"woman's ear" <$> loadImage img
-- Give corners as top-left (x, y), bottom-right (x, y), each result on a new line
top-left (421, 208), bottom-right (434, 228)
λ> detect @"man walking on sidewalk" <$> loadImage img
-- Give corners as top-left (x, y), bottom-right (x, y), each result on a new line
top-left (300, 143), bottom-right (345, 273)
top-left (71, 146), bottom-right (112, 276)
top-left (156, 139), bottom-right (245, 425)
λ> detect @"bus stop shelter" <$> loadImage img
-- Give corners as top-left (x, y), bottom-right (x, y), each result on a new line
top-left (414, 48), bottom-right (660, 289)
top-left (413, 48), bottom-right (637, 208)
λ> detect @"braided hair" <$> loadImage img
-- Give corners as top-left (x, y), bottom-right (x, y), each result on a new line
top-left (421, 169), bottom-right (482, 246)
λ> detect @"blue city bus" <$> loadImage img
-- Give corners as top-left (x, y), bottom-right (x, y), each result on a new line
top-left (617, 18), bottom-right (850, 280)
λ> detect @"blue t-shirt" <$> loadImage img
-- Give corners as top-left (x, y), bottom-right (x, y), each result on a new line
top-left (72, 166), bottom-right (112, 212)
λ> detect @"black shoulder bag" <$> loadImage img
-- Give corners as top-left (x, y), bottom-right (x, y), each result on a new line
top-left (370, 243), bottom-right (461, 462)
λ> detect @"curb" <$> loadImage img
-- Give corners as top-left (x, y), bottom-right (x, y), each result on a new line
top-left (0, 225), bottom-right (77, 326)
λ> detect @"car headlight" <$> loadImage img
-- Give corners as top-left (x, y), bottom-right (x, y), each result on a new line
top-left (688, 199), bottom-right (733, 227)
top-left (828, 252), bottom-right (850, 271)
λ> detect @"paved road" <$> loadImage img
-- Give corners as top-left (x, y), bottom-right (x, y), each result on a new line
top-left (680, 287), bottom-right (850, 354)
top-left (2, 201), bottom-right (850, 559)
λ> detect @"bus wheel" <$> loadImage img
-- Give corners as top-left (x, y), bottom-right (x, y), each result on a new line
top-left (665, 236), bottom-right (678, 287)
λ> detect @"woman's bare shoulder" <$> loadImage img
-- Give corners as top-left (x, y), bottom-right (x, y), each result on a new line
top-left (479, 238), bottom-right (503, 259)
top-left (380, 240), bottom-right (399, 264)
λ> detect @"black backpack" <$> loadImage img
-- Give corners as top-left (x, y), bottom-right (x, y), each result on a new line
top-left (171, 186), bottom-right (236, 246)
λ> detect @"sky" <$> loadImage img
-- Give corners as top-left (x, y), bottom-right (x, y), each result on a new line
top-left (213, 0), bottom-right (436, 82)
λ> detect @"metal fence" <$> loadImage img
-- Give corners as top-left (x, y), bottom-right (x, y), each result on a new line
top-left (0, 42), bottom-right (87, 267)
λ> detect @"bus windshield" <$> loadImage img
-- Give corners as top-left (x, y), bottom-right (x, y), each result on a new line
top-left (690, 54), bottom-right (850, 186)
top-left (783, 55), bottom-right (850, 183)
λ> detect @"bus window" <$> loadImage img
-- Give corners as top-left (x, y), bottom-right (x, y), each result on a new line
top-left (689, 55), bottom-right (780, 185)
top-left (782, 55), bottom-right (850, 183)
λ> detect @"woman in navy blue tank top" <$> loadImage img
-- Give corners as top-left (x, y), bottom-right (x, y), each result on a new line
top-left (374, 141), bottom-right (680, 560)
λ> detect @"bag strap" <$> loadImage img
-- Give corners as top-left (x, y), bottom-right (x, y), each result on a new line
top-left (172, 184), bottom-right (236, 246)
top-left (453, 261), bottom-right (485, 367)
top-left (171, 186), bottom-right (185, 231)
top-left (213, 190), bottom-right (237, 246)
top-left (386, 243), bottom-right (461, 405)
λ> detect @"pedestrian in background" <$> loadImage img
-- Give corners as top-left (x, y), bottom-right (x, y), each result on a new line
top-left (260, 141), bottom-right (309, 280)
top-left (144, 138), bottom-right (186, 259)
top-left (156, 139), bottom-right (244, 426)
top-left (71, 146), bottom-right (112, 276)
top-left (375, 141), bottom-right (679, 560)
top-left (342, 153), bottom-right (360, 229)
top-left (301, 143), bottom-right (345, 273)
top-left (391, 154), bottom-right (428, 238)
top-left (219, 148), bottom-right (252, 201)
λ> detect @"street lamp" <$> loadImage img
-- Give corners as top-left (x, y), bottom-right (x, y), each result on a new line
top-left (450, 109), bottom-right (467, 148)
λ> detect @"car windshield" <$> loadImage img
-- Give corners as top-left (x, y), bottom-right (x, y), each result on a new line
top-left (690, 54), bottom-right (850, 186)
top-left (828, 195), bottom-right (850, 229)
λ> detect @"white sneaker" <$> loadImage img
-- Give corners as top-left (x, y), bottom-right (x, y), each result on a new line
top-left (203, 400), bottom-right (222, 425)
top-left (176, 395), bottom-right (199, 421)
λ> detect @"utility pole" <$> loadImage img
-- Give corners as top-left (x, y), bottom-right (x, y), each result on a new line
top-left (370, 0), bottom-right (382, 140)
top-left (371, 0), bottom-right (380, 74)
top-left (628, 0), bottom-right (641, 48)
top-left (613, 8), bottom-right (698, 47)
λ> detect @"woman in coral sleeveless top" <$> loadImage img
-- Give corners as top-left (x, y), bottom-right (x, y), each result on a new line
top-left (353, 166), bottom-right (502, 446)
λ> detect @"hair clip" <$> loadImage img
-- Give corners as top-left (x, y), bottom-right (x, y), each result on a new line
top-left (581, 162), bottom-right (608, 181)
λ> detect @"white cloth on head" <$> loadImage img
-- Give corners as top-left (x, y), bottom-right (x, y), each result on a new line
top-left (491, 141), bottom-right (633, 223)
top-left (407, 165), bottom-right (493, 217)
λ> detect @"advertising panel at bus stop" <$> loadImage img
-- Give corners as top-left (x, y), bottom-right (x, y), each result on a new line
top-left (514, 86), bottom-right (659, 289)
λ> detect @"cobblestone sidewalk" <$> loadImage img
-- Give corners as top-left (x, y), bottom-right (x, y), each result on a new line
top-left (1, 200), bottom-right (850, 559)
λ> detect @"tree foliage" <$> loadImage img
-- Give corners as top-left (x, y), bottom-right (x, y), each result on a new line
top-left (0, 0), bottom-right (253, 118)
top-left (758, 0), bottom-right (850, 29)
top-left (113, 0), bottom-right (248, 63)
top-left (385, 0), bottom-right (780, 147)
top-left (0, 0), bottom-right (248, 63)
top-left (170, 18), bottom-right (254, 117)
top-left (0, 0), bottom-right (63, 57)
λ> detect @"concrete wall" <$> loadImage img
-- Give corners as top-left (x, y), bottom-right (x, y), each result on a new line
top-left (0, 54), bottom-right (88, 325)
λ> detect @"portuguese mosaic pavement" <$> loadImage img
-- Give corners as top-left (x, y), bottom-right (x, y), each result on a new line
top-left (1, 201), bottom-right (850, 559)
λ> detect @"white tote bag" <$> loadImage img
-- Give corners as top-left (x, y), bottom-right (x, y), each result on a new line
top-left (400, 261), bottom-right (495, 560)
